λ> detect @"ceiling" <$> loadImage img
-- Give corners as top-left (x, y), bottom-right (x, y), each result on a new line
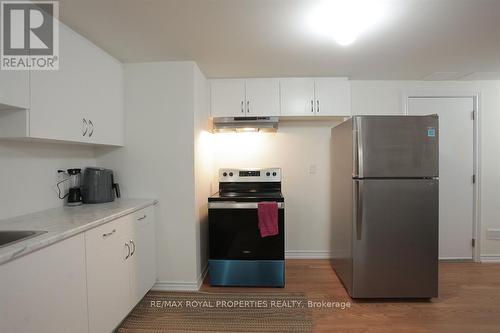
top-left (57, 0), bottom-right (500, 79)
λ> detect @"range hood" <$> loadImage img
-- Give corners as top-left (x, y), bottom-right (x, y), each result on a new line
top-left (212, 117), bottom-right (279, 133)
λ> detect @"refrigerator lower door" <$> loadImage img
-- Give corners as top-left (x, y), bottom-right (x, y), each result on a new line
top-left (352, 179), bottom-right (438, 298)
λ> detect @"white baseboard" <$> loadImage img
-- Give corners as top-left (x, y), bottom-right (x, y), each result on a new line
top-left (285, 250), bottom-right (332, 259)
top-left (480, 255), bottom-right (500, 263)
top-left (152, 263), bottom-right (209, 291)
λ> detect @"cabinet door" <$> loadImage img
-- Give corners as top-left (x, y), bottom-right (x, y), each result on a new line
top-left (280, 78), bottom-right (315, 116)
top-left (129, 206), bottom-right (157, 304)
top-left (86, 217), bottom-right (132, 333)
top-left (314, 78), bottom-right (351, 116)
top-left (0, 70), bottom-right (30, 109)
top-left (0, 234), bottom-right (88, 333)
top-left (30, 22), bottom-right (88, 142)
top-left (211, 79), bottom-right (246, 117)
top-left (85, 45), bottom-right (124, 146)
top-left (245, 79), bottom-right (280, 116)
top-left (30, 21), bottom-right (124, 145)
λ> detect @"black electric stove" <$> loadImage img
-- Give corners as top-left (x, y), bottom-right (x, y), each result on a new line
top-left (208, 168), bottom-right (285, 287)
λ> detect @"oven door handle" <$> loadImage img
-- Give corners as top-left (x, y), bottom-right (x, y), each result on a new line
top-left (208, 202), bottom-right (285, 209)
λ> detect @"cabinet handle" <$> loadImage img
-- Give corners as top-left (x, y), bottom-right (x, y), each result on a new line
top-left (137, 214), bottom-right (147, 221)
top-left (316, 100), bottom-right (320, 113)
top-left (88, 120), bottom-right (94, 137)
top-left (130, 240), bottom-right (136, 256)
top-left (102, 229), bottom-right (116, 238)
top-left (311, 100), bottom-right (314, 113)
top-left (241, 101), bottom-right (244, 113)
top-left (247, 100), bottom-right (250, 113)
top-left (82, 118), bottom-right (88, 136)
top-left (125, 242), bottom-right (131, 260)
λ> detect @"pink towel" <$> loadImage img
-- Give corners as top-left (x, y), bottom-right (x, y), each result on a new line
top-left (258, 202), bottom-right (279, 237)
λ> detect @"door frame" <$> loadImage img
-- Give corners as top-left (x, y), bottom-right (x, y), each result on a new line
top-left (402, 92), bottom-right (481, 262)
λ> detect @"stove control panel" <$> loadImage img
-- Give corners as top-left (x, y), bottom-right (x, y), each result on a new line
top-left (219, 168), bottom-right (281, 182)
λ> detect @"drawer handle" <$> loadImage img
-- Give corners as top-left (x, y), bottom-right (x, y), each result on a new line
top-left (125, 242), bottom-right (131, 260)
top-left (137, 215), bottom-right (147, 221)
top-left (102, 229), bottom-right (116, 238)
top-left (130, 240), bottom-right (136, 256)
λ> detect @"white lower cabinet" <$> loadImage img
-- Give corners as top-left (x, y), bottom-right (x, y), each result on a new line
top-left (86, 206), bottom-right (156, 333)
top-left (0, 206), bottom-right (156, 333)
top-left (0, 234), bottom-right (88, 333)
top-left (86, 217), bottom-right (132, 333)
top-left (128, 206), bottom-right (157, 304)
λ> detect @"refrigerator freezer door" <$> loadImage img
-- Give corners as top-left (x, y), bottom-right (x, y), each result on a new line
top-left (354, 116), bottom-right (439, 178)
top-left (352, 179), bottom-right (439, 298)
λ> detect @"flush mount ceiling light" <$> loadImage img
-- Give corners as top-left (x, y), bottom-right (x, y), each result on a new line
top-left (306, 0), bottom-right (390, 46)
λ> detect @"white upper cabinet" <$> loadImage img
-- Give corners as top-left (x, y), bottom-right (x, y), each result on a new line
top-left (245, 78), bottom-right (280, 116)
top-left (2, 21), bottom-right (124, 146)
top-left (211, 79), bottom-right (246, 117)
top-left (313, 78), bottom-right (351, 116)
top-left (0, 71), bottom-right (30, 110)
top-left (30, 23), bottom-right (124, 145)
top-left (280, 78), bottom-right (315, 116)
top-left (211, 77), bottom-right (350, 118)
top-left (281, 77), bottom-right (351, 116)
top-left (30, 23), bottom-right (90, 143)
top-left (211, 78), bottom-right (280, 117)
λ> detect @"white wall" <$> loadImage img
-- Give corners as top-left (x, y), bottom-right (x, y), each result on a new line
top-left (0, 141), bottom-right (96, 220)
top-left (211, 120), bottom-right (341, 257)
top-left (95, 61), bottom-right (211, 287)
top-left (193, 65), bottom-right (212, 281)
top-left (351, 80), bottom-right (500, 258)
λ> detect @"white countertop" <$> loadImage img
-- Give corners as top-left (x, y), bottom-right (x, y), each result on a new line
top-left (0, 198), bottom-right (158, 265)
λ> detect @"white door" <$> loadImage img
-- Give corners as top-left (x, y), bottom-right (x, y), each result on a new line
top-left (245, 79), bottom-right (280, 116)
top-left (129, 206), bottom-right (157, 304)
top-left (0, 70), bottom-right (30, 109)
top-left (408, 97), bottom-right (475, 260)
top-left (85, 41), bottom-right (124, 146)
top-left (0, 235), bottom-right (88, 333)
top-left (314, 78), bottom-right (351, 116)
top-left (211, 79), bottom-right (246, 117)
top-left (280, 78), bottom-right (315, 116)
top-left (85, 217), bottom-right (132, 333)
top-left (30, 23), bottom-right (86, 142)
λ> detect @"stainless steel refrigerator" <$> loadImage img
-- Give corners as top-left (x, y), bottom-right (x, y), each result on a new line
top-left (331, 115), bottom-right (439, 298)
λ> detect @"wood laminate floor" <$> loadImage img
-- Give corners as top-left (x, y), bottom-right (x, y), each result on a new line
top-left (200, 260), bottom-right (500, 333)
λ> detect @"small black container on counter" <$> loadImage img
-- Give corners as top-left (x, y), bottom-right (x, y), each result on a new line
top-left (82, 167), bottom-right (121, 204)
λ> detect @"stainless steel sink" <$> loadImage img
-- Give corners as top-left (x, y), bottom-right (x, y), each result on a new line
top-left (0, 230), bottom-right (47, 248)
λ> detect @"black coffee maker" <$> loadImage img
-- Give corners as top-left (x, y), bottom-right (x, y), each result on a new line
top-left (67, 168), bottom-right (83, 206)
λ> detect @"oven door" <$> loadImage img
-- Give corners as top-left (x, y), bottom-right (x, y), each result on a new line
top-left (208, 202), bottom-right (284, 260)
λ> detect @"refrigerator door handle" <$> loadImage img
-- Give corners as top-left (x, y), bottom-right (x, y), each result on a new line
top-left (353, 129), bottom-right (359, 177)
top-left (356, 181), bottom-right (364, 240)
top-left (355, 117), bottom-right (364, 178)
